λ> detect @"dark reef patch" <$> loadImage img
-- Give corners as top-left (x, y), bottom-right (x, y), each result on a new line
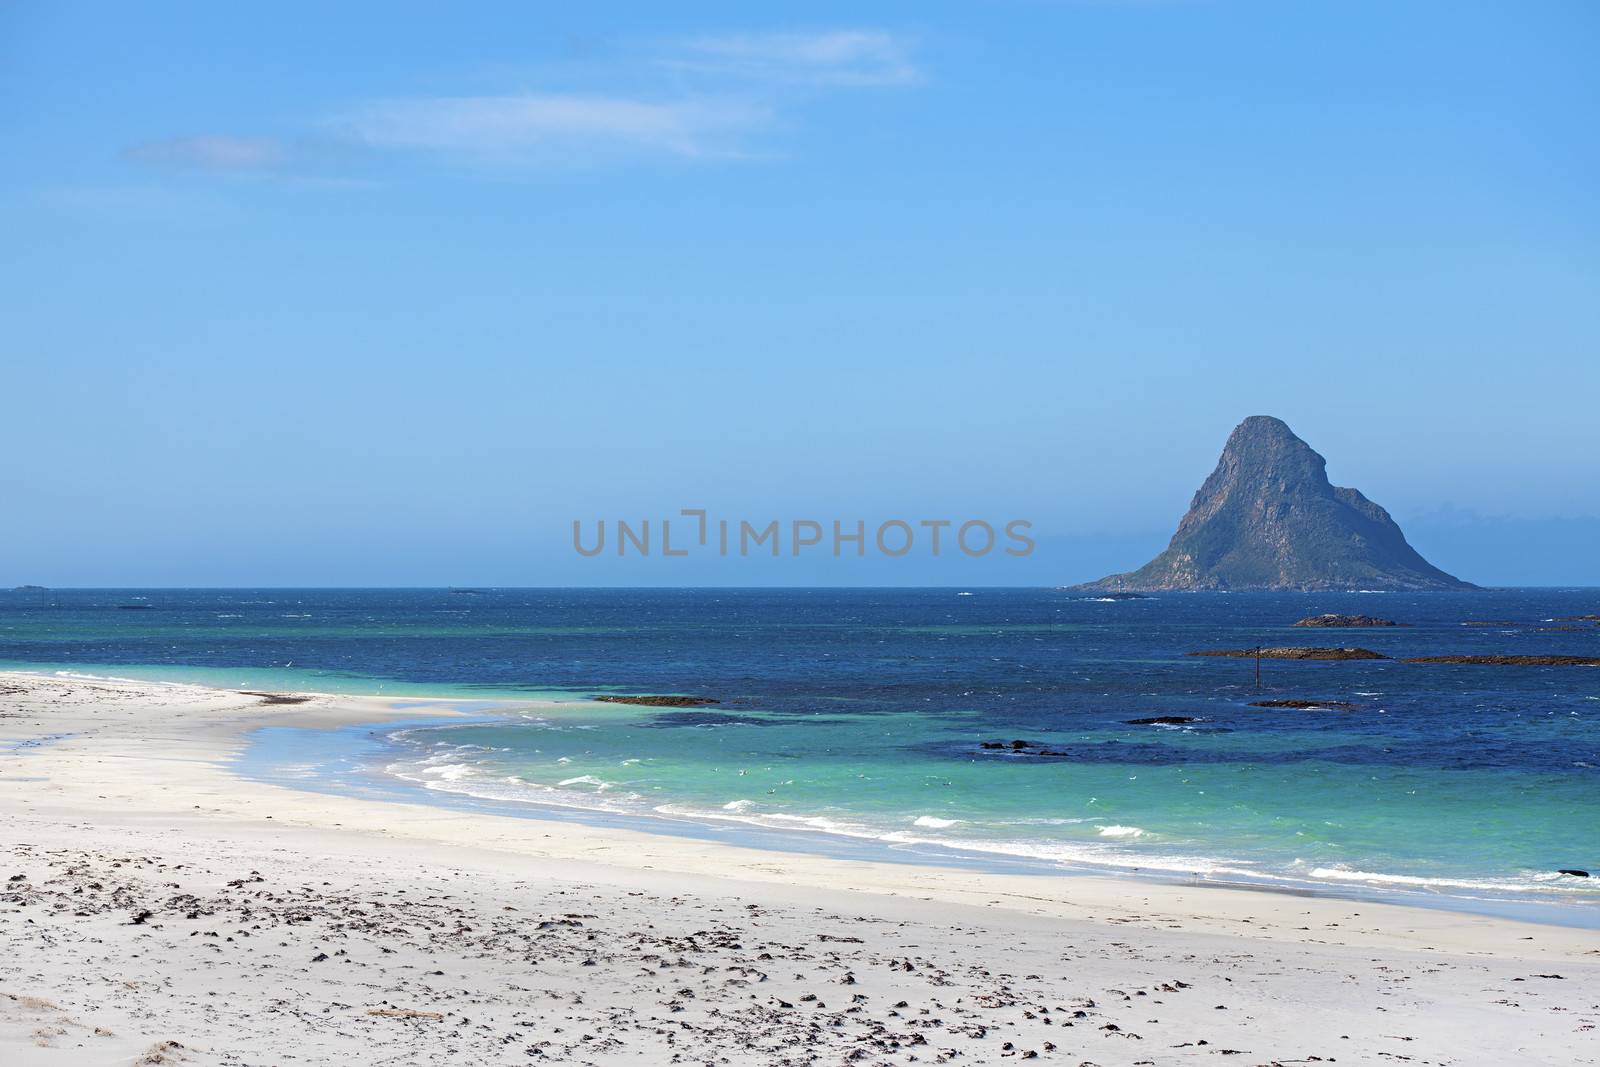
top-left (1189, 647), bottom-right (1388, 661)
top-left (1248, 699), bottom-right (1360, 710)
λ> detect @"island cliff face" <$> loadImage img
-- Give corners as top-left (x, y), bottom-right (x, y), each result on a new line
top-left (1078, 416), bottom-right (1475, 592)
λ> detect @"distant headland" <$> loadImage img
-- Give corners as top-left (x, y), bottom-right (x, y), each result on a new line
top-left (1075, 416), bottom-right (1476, 592)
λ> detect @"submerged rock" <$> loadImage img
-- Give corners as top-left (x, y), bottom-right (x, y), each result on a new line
top-left (593, 694), bottom-right (721, 707)
top-left (978, 739), bottom-right (1072, 756)
top-left (1293, 614), bottom-right (1400, 628)
top-left (1188, 647), bottom-right (1389, 661)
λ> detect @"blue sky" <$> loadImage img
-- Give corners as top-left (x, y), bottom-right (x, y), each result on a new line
top-left (3, 1), bottom-right (1597, 586)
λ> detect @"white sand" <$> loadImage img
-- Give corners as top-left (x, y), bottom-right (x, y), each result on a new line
top-left (1, 670), bottom-right (1596, 1066)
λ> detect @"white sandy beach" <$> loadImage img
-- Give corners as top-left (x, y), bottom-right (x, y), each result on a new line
top-left (1, 670), bottom-right (1596, 1066)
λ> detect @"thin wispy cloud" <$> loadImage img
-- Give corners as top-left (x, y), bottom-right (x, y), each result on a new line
top-left (122, 28), bottom-right (918, 176)
top-left (122, 135), bottom-right (289, 172)
top-left (335, 94), bottom-right (773, 163)
top-left (673, 30), bottom-right (920, 87)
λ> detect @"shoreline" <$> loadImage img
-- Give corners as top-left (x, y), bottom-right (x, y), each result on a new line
top-left (10, 664), bottom-right (1600, 930)
top-left (244, 705), bottom-right (1600, 930)
top-left (20, 661), bottom-right (1591, 925)
top-left (4, 669), bottom-right (1599, 1064)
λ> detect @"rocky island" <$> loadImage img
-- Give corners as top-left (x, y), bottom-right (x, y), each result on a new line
top-left (1188, 646), bottom-right (1390, 661)
top-left (1294, 613), bottom-right (1401, 627)
top-left (1076, 416), bottom-right (1475, 592)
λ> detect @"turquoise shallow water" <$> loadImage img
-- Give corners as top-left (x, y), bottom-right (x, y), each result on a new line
top-left (382, 701), bottom-right (1595, 903)
top-left (2, 587), bottom-right (1597, 914)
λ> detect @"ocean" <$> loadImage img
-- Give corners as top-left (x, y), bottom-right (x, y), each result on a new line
top-left (2, 587), bottom-right (1596, 917)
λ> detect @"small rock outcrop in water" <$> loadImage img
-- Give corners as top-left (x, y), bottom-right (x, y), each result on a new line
top-left (979, 739), bottom-right (1071, 756)
top-left (1401, 655), bottom-right (1600, 667)
top-left (1557, 869), bottom-right (1590, 878)
top-left (593, 694), bottom-right (721, 707)
top-left (1248, 699), bottom-right (1360, 710)
top-left (1074, 416), bottom-right (1475, 592)
top-left (1294, 614), bottom-right (1400, 628)
top-left (1188, 647), bottom-right (1389, 661)
top-left (1124, 716), bottom-right (1199, 725)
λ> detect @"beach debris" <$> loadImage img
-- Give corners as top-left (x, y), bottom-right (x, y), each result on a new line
top-left (134, 1040), bottom-right (186, 1065)
top-left (240, 692), bottom-right (313, 705)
